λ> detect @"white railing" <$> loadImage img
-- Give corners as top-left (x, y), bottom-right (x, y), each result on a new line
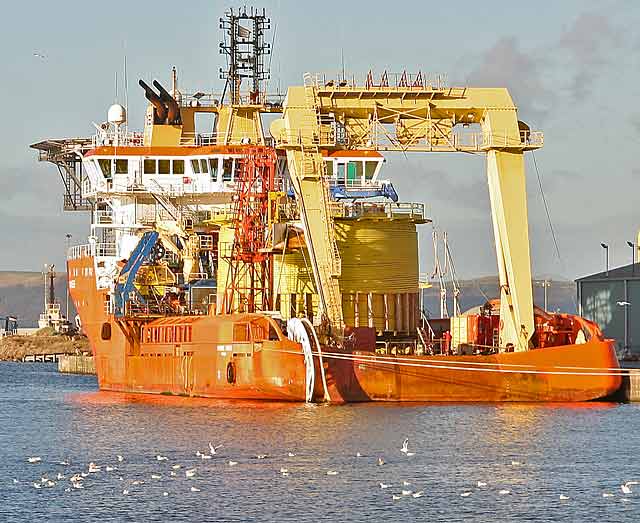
top-left (92, 130), bottom-right (144, 148)
top-left (337, 201), bottom-right (427, 220)
top-left (67, 243), bottom-right (117, 260)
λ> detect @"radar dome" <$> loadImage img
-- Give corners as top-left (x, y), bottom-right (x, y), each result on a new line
top-left (107, 104), bottom-right (127, 125)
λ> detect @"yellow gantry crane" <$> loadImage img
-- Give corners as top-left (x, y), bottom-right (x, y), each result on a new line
top-left (272, 71), bottom-right (543, 351)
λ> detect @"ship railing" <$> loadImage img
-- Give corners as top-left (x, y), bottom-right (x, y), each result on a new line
top-left (94, 210), bottom-right (114, 224)
top-left (67, 244), bottom-right (92, 260)
top-left (91, 130), bottom-right (144, 148)
top-left (306, 71), bottom-right (450, 92)
top-left (276, 127), bottom-right (336, 148)
top-left (177, 90), bottom-right (285, 109)
top-left (335, 201), bottom-right (426, 220)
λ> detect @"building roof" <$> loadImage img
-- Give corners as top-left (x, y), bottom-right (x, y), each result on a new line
top-left (576, 262), bottom-right (640, 282)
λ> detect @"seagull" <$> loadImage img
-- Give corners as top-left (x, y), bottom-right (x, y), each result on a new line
top-left (117, 455), bottom-right (124, 462)
top-left (73, 482), bottom-right (84, 489)
top-left (156, 455), bottom-right (168, 461)
top-left (64, 487), bottom-right (71, 492)
top-left (151, 474), bottom-right (162, 479)
top-left (105, 466), bottom-right (114, 472)
top-left (402, 480), bottom-right (411, 486)
top-left (279, 468), bottom-right (288, 474)
top-left (172, 464), bottom-right (181, 470)
top-left (559, 494), bottom-right (570, 500)
top-left (617, 301), bottom-right (631, 307)
top-left (412, 491), bottom-right (424, 498)
top-left (69, 474), bottom-right (82, 482)
top-left (377, 457), bottom-right (385, 466)
top-left (477, 481), bottom-right (487, 487)
top-left (401, 489), bottom-right (412, 496)
top-left (170, 471), bottom-right (177, 477)
top-left (59, 460), bottom-right (70, 466)
top-left (33, 482), bottom-right (42, 489)
top-left (88, 462), bottom-right (101, 473)
top-left (287, 452), bottom-right (296, 457)
top-left (401, 438), bottom-right (409, 454)
top-left (392, 494), bottom-right (402, 500)
top-left (132, 480), bottom-right (144, 485)
top-left (461, 492), bottom-right (472, 497)
top-left (209, 443), bottom-right (223, 455)
top-left (356, 452), bottom-right (362, 457)
top-left (33, 52), bottom-right (46, 60)
top-left (56, 473), bottom-right (65, 480)
top-left (28, 457), bottom-right (41, 463)
top-left (405, 452), bottom-right (415, 457)
top-left (256, 454), bottom-right (267, 460)
top-left (379, 483), bottom-right (391, 489)
top-left (228, 461), bottom-right (238, 467)
top-left (326, 470), bottom-right (338, 476)
top-left (621, 484), bottom-right (632, 495)
top-left (163, 492), bottom-right (168, 497)
top-left (499, 489), bottom-right (511, 495)
top-left (510, 460), bottom-right (521, 466)
top-left (190, 486), bottom-right (200, 492)
top-left (185, 469), bottom-right (196, 478)
top-left (122, 489), bottom-right (129, 495)
top-left (200, 454), bottom-right (212, 460)
top-left (12, 479), bottom-right (19, 484)
top-left (602, 492), bottom-right (614, 498)
top-left (281, 471), bottom-right (290, 477)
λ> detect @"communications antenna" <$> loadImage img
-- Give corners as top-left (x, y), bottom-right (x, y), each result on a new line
top-left (219, 7), bottom-right (271, 105)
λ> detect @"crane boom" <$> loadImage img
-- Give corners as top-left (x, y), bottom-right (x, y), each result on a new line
top-left (276, 72), bottom-right (542, 350)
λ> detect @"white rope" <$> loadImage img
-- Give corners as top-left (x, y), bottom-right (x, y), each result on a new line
top-left (301, 318), bottom-right (330, 402)
top-left (261, 347), bottom-right (630, 377)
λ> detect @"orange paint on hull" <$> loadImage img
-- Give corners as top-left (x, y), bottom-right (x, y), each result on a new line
top-left (69, 255), bottom-right (621, 403)
top-left (322, 341), bottom-right (621, 402)
top-left (68, 256), bottom-right (306, 401)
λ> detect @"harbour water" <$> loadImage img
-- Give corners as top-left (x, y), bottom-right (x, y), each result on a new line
top-left (1, 363), bottom-right (639, 522)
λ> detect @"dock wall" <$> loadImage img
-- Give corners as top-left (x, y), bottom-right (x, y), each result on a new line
top-left (57, 354), bottom-right (95, 375)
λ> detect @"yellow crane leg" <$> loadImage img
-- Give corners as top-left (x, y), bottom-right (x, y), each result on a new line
top-left (486, 150), bottom-right (534, 351)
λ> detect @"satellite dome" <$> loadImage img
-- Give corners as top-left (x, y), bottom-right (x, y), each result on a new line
top-left (107, 104), bottom-right (127, 125)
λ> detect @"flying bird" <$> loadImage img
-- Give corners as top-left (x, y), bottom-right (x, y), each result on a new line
top-left (412, 491), bottom-right (424, 498)
top-left (621, 484), bottom-right (632, 495)
top-left (401, 438), bottom-right (409, 454)
top-left (33, 52), bottom-right (46, 60)
top-left (209, 443), bottom-right (223, 455)
top-left (617, 301), bottom-right (631, 307)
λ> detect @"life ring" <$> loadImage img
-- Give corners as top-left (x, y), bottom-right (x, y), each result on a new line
top-left (226, 361), bottom-right (236, 384)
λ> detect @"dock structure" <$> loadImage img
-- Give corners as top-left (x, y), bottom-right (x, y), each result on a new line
top-left (57, 354), bottom-right (95, 375)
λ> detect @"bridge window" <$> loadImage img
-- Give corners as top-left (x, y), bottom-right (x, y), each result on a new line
top-left (158, 159), bottom-right (170, 175)
top-left (115, 159), bottom-right (128, 174)
top-left (98, 159), bottom-right (112, 178)
top-left (173, 159), bottom-right (185, 175)
top-left (364, 161), bottom-right (377, 180)
top-left (336, 163), bottom-right (345, 185)
top-left (191, 159), bottom-right (201, 174)
top-left (144, 159), bottom-right (156, 174)
top-left (222, 158), bottom-right (233, 182)
top-left (209, 159), bottom-right (219, 181)
top-left (324, 160), bottom-right (334, 177)
top-left (200, 159), bottom-right (209, 174)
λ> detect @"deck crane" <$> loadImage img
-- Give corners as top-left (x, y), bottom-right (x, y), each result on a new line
top-left (273, 71), bottom-right (543, 351)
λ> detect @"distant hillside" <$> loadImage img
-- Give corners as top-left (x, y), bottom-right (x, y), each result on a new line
top-left (0, 271), bottom-right (73, 328)
top-left (421, 276), bottom-right (577, 317)
top-left (0, 271), bottom-right (577, 327)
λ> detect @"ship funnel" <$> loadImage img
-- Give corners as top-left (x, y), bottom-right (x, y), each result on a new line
top-left (139, 79), bottom-right (167, 124)
top-left (153, 80), bottom-right (182, 125)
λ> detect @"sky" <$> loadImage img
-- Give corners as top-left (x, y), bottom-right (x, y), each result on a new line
top-left (0, 0), bottom-right (638, 280)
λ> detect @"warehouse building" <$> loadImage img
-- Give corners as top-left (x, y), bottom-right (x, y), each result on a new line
top-left (576, 263), bottom-right (640, 359)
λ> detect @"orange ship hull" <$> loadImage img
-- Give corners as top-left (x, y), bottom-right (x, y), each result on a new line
top-left (70, 255), bottom-right (621, 403)
top-left (69, 255), bottom-right (307, 401)
top-left (319, 340), bottom-right (621, 402)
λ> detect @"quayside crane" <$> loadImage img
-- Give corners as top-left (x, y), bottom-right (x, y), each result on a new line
top-left (272, 71), bottom-right (543, 351)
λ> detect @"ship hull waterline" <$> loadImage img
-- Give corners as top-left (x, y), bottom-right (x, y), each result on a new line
top-left (69, 255), bottom-right (621, 403)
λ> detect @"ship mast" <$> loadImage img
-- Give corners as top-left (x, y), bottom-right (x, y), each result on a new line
top-left (219, 7), bottom-right (271, 105)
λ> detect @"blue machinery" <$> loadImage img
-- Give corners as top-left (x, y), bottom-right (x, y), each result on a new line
top-left (113, 231), bottom-right (160, 317)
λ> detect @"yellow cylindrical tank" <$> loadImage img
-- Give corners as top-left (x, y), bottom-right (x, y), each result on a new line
top-left (272, 217), bottom-right (419, 332)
